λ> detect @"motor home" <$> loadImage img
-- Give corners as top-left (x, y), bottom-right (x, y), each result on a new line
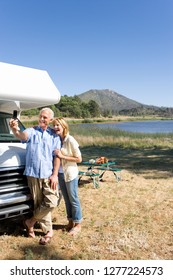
top-left (0, 62), bottom-right (61, 220)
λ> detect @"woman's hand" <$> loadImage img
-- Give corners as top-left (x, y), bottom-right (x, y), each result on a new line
top-left (54, 149), bottom-right (64, 159)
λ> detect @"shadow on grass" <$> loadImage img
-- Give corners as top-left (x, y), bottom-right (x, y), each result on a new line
top-left (4, 242), bottom-right (66, 260)
top-left (80, 145), bottom-right (173, 179)
top-left (0, 219), bottom-right (67, 260)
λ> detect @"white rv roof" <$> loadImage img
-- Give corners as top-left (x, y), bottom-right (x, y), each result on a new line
top-left (0, 62), bottom-right (61, 113)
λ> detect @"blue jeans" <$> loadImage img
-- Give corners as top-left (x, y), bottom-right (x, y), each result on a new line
top-left (58, 173), bottom-right (82, 223)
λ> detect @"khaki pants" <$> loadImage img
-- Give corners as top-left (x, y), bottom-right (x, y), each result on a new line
top-left (27, 176), bottom-right (58, 233)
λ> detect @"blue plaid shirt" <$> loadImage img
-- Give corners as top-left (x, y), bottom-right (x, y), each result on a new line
top-left (23, 126), bottom-right (61, 179)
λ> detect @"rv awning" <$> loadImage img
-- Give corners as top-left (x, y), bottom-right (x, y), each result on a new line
top-left (0, 62), bottom-right (61, 113)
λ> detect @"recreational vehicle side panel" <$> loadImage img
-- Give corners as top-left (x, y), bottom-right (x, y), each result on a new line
top-left (0, 62), bottom-right (61, 220)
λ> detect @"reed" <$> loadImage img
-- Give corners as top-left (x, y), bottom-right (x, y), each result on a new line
top-left (70, 124), bottom-right (173, 149)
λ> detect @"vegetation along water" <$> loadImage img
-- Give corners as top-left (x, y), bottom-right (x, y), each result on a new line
top-left (70, 123), bottom-right (173, 150)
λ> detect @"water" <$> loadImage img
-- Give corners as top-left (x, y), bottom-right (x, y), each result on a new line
top-left (84, 120), bottom-right (173, 134)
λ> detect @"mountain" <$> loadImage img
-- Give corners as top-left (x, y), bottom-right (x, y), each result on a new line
top-left (77, 89), bottom-right (173, 116)
top-left (78, 89), bottom-right (145, 113)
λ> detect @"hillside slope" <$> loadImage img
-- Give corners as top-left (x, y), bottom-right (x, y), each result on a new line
top-left (78, 89), bottom-right (143, 113)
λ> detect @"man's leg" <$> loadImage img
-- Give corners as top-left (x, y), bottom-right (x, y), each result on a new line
top-left (24, 177), bottom-right (58, 240)
top-left (35, 178), bottom-right (58, 234)
top-left (23, 176), bottom-right (43, 237)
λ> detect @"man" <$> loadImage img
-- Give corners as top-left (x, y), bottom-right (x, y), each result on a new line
top-left (9, 108), bottom-right (61, 245)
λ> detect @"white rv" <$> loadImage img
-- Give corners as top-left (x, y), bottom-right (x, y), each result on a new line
top-left (0, 62), bottom-right (61, 220)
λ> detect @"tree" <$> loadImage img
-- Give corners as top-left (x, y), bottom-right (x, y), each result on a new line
top-left (21, 95), bottom-right (101, 119)
top-left (87, 100), bottom-right (100, 117)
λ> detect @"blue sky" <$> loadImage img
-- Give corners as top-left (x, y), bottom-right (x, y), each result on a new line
top-left (0, 0), bottom-right (172, 107)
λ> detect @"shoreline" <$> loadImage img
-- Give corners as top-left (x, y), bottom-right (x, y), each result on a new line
top-left (21, 115), bottom-right (173, 125)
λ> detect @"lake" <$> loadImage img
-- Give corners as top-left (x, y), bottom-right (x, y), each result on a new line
top-left (84, 120), bottom-right (173, 134)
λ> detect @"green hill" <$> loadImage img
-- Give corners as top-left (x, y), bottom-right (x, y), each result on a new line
top-left (78, 89), bottom-right (143, 114)
top-left (77, 89), bottom-right (173, 117)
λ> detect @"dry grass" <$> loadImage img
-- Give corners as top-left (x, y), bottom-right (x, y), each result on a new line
top-left (0, 145), bottom-right (173, 260)
top-left (75, 135), bottom-right (173, 149)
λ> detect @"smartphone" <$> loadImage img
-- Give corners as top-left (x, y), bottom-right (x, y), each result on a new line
top-left (12, 110), bottom-right (18, 119)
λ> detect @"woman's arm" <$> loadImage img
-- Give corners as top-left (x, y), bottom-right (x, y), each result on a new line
top-left (54, 149), bottom-right (82, 163)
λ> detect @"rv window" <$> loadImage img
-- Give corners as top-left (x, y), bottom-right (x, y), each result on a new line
top-left (0, 112), bottom-right (25, 142)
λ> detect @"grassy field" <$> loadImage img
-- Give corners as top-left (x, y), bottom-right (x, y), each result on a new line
top-left (0, 122), bottom-right (173, 260)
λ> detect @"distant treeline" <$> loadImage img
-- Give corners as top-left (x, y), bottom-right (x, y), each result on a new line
top-left (21, 95), bottom-right (173, 119)
top-left (22, 95), bottom-right (106, 118)
top-left (119, 106), bottom-right (173, 117)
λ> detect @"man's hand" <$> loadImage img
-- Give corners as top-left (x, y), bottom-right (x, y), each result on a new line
top-left (9, 118), bottom-right (28, 141)
top-left (9, 118), bottom-right (19, 131)
top-left (49, 174), bottom-right (58, 190)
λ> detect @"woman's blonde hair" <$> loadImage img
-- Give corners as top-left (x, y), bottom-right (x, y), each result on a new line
top-left (52, 117), bottom-right (69, 138)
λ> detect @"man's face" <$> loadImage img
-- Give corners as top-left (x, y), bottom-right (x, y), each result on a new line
top-left (38, 110), bottom-right (52, 130)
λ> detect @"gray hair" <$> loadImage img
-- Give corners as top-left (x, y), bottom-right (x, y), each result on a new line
top-left (39, 107), bottom-right (54, 119)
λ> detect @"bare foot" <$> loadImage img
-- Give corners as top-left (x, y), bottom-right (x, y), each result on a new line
top-left (64, 221), bottom-right (74, 231)
top-left (23, 219), bottom-right (35, 238)
top-left (39, 231), bottom-right (53, 245)
top-left (68, 225), bottom-right (81, 236)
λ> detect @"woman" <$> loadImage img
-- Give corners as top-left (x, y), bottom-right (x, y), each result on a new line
top-left (52, 117), bottom-right (82, 236)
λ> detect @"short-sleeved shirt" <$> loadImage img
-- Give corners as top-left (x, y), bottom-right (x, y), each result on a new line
top-left (23, 126), bottom-right (61, 179)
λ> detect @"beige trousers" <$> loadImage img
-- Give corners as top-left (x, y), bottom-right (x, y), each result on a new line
top-left (27, 176), bottom-right (58, 233)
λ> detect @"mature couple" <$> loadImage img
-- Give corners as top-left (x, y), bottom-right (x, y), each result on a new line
top-left (9, 108), bottom-right (82, 245)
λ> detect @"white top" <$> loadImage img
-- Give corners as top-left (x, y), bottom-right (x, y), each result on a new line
top-left (61, 134), bottom-right (81, 182)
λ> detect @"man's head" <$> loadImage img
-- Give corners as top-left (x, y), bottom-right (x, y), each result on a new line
top-left (38, 108), bottom-right (54, 130)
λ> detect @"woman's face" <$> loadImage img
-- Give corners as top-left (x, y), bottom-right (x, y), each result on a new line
top-left (53, 121), bottom-right (64, 136)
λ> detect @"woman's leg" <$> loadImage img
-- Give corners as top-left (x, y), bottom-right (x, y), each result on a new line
top-left (66, 177), bottom-right (82, 225)
top-left (58, 173), bottom-right (73, 222)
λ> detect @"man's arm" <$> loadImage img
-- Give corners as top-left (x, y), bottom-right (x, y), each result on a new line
top-left (9, 119), bottom-right (28, 141)
top-left (49, 156), bottom-right (60, 190)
